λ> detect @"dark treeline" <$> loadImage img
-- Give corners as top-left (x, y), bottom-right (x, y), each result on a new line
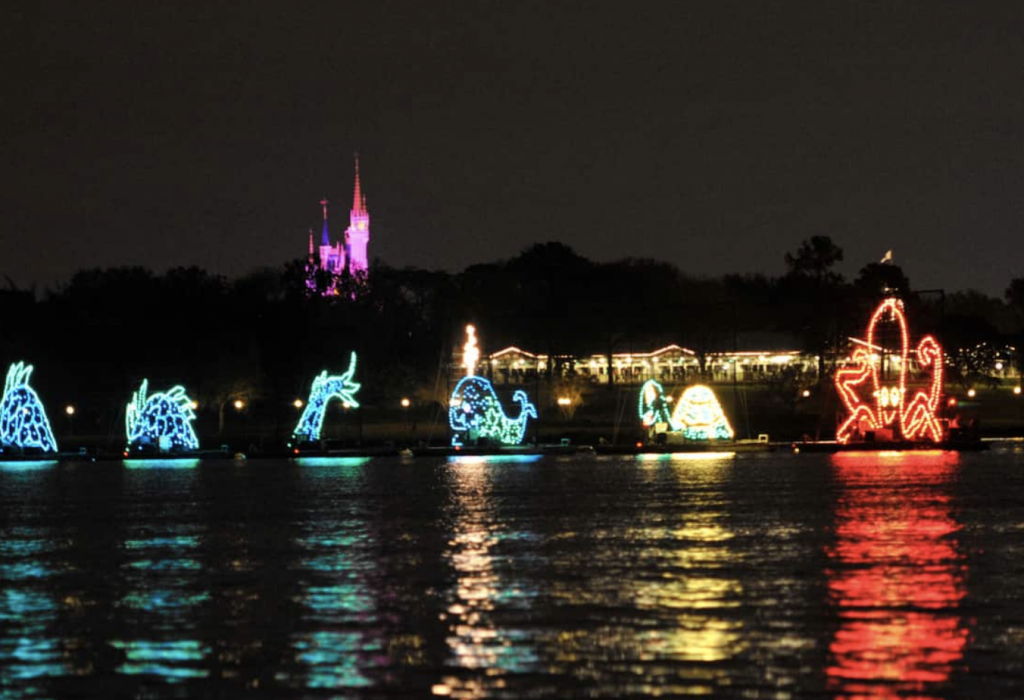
top-left (2, 238), bottom-right (1023, 443)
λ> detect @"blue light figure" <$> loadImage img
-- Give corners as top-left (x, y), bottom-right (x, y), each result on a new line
top-left (0, 362), bottom-right (59, 454)
top-left (448, 376), bottom-right (537, 447)
top-left (126, 380), bottom-right (200, 453)
top-left (292, 352), bottom-right (361, 444)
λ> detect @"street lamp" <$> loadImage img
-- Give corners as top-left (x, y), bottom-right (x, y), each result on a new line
top-left (234, 399), bottom-right (245, 410)
top-left (400, 397), bottom-right (411, 408)
top-left (967, 388), bottom-right (977, 399)
top-left (293, 398), bottom-right (304, 409)
top-left (65, 405), bottom-right (75, 438)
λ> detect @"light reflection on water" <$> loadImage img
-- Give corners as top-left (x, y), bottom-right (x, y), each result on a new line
top-left (276, 457), bottom-right (386, 692)
top-left (113, 463), bottom-right (209, 683)
top-left (827, 451), bottom-right (968, 699)
top-left (435, 458), bottom-right (541, 699)
top-left (1, 452), bottom-right (1023, 697)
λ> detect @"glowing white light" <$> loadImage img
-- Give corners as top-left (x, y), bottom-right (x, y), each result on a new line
top-left (462, 325), bottom-right (480, 376)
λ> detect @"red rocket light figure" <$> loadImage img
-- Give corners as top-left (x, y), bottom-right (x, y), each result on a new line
top-left (835, 299), bottom-right (944, 444)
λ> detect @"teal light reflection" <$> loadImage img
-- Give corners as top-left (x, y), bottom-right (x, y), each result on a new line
top-left (110, 639), bottom-right (209, 681)
top-left (0, 460), bottom-right (58, 472)
top-left (124, 458), bottom-right (200, 470)
top-left (124, 536), bottom-right (200, 550)
top-left (448, 454), bottom-right (543, 465)
top-left (120, 590), bottom-right (210, 611)
top-left (294, 457), bottom-right (371, 468)
top-left (289, 631), bottom-right (377, 689)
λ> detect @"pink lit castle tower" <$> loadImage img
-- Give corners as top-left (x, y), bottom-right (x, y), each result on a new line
top-left (306, 155), bottom-right (370, 295)
top-left (345, 155), bottom-right (370, 276)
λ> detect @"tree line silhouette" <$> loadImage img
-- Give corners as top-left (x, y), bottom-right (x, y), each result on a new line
top-left (2, 238), bottom-right (1022, 443)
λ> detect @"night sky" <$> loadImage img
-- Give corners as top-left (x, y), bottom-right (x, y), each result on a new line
top-left (3, 2), bottom-right (1022, 294)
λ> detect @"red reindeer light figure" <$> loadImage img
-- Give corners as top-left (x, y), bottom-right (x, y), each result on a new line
top-left (836, 299), bottom-right (944, 444)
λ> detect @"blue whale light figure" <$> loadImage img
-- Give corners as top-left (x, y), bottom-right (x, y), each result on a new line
top-left (0, 362), bottom-right (59, 454)
top-left (449, 376), bottom-right (537, 447)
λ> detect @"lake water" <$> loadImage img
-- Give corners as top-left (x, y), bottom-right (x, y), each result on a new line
top-left (3, 447), bottom-right (1024, 698)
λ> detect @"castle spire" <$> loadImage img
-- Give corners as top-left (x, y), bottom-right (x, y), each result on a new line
top-left (351, 154), bottom-right (365, 214)
top-left (319, 197), bottom-right (330, 246)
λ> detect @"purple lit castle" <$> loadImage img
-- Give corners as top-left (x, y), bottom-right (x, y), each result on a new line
top-left (307, 155), bottom-right (370, 294)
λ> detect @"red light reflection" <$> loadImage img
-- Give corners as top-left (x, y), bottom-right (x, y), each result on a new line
top-left (827, 452), bottom-right (968, 699)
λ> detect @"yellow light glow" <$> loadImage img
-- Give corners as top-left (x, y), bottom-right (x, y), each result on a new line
top-left (462, 324), bottom-right (479, 376)
top-left (233, 399), bottom-right (244, 410)
top-left (65, 405), bottom-right (75, 416)
top-left (1015, 386), bottom-right (1022, 396)
top-left (557, 397), bottom-right (571, 406)
top-left (967, 389), bottom-right (976, 398)
top-left (401, 397), bottom-right (411, 408)
top-left (293, 399), bottom-right (303, 409)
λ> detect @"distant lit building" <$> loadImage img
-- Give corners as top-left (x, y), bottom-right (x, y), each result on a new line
top-left (307, 155), bottom-right (370, 294)
top-left (460, 343), bottom-right (819, 385)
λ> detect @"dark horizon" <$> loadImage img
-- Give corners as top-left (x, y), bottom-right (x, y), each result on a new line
top-left (4, 2), bottom-right (1023, 295)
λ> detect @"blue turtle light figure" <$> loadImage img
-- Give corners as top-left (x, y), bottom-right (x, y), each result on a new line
top-left (292, 352), bottom-right (361, 444)
top-left (126, 380), bottom-right (200, 453)
top-left (0, 362), bottom-right (59, 454)
top-left (449, 376), bottom-right (537, 447)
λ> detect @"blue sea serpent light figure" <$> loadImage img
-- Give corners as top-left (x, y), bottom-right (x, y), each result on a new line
top-left (125, 379), bottom-right (200, 453)
top-left (291, 352), bottom-right (361, 444)
top-left (0, 361), bottom-right (59, 454)
top-left (448, 324), bottom-right (537, 447)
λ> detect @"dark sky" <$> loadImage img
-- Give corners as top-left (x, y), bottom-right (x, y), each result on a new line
top-left (3, 1), bottom-right (1022, 295)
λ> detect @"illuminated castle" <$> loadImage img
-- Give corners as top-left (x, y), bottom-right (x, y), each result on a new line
top-left (307, 156), bottom-right (370, 292)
